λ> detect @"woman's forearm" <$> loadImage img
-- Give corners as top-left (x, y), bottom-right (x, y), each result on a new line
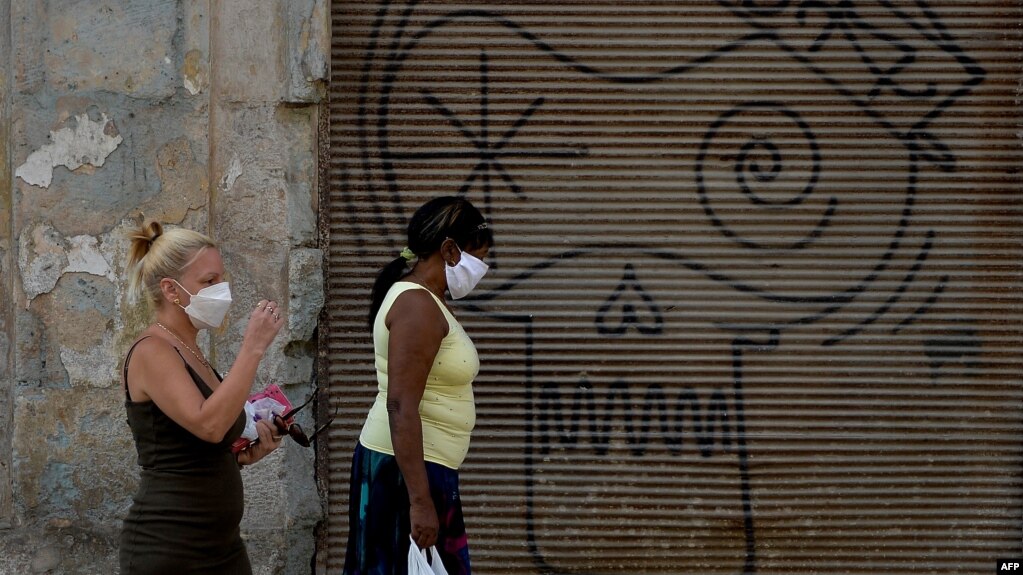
top-left (388, 399), bottom-right (432, 504)
top-left (196, 345), bottom-right (263, 441)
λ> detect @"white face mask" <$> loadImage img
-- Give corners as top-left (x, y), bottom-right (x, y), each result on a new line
top-left (445, 244), bottom-right (489, 299)
top-left (173, 280), bottom-right (233, 330)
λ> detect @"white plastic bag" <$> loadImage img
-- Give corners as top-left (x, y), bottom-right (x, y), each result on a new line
top-left (407, 535), bottom-right (449, 575)
top-left (239, 397), bottom-right (288, 441)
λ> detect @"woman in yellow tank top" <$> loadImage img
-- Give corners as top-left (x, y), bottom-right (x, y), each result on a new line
top-left (344, 197), bottom-right (493, 575)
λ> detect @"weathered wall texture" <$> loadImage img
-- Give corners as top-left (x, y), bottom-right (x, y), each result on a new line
top-left (0, 1), bottom-right (329, 573)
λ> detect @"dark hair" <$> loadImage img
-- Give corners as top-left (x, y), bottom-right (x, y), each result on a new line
top-left (368, 196), bottom-right (494, 328)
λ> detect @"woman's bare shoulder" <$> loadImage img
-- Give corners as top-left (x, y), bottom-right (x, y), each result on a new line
top-left (388, 287), bottom-right (447, 334)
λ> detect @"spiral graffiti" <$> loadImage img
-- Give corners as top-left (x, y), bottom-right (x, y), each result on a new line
top-left (696, 101), bottom-right (832, 251)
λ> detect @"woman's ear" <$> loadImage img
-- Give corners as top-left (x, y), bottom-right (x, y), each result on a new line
top-left (440, 238), bottom-right (460, 266)
top-left (159, 278), bottom-right (181, 306)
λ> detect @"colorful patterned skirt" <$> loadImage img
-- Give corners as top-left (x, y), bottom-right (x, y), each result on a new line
top-left (343, 442), bottom-right (471, 575)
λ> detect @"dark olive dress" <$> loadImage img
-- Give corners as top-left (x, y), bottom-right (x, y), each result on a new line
top-left (119, 336), bottom-right (251, 575)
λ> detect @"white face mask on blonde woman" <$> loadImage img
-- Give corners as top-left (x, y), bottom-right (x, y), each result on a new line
top-left (173, 279), bottom-right (233, 330)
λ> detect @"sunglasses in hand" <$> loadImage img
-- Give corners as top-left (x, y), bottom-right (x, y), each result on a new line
top-left (270, 388), bottom-right (335, 448)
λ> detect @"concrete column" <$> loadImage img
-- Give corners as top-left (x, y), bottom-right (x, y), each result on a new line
top-left (0, 0), bottom-right (14, 530)
top-left (210, 0), bottom-right (327, 572)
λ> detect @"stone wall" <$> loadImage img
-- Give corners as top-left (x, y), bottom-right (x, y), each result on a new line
top-left (0, 1), bottom-right (329, 573)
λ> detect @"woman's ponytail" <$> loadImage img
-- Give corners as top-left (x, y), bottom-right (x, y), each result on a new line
top-left (126, 220), bottom-right (164, 303)
top-left (368, 256), bottom-right (411, 329)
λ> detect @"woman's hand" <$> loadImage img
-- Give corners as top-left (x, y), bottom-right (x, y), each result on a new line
top-left (410, 499), bottom-right (439, 549)
top-left (242, 299), bottom-right (285, 356)
top-left (236, 420), bottom-right (283, 467)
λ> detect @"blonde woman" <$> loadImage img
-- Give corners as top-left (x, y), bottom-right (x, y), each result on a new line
top-left (119, 221), bottom-right (283, 575)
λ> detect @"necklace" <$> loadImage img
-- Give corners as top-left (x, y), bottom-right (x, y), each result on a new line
top-left (155, 322), bottom-right (210, 369)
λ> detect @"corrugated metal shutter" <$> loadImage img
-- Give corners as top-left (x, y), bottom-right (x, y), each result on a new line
top-left (326, 2), bottom-right (1022, 573)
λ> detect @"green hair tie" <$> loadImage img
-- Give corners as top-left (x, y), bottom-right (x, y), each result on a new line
top-left (399, 247), bottom-right (416, 261)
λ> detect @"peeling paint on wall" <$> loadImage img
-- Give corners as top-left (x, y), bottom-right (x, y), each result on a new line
top-left (15, 113), bottom-right (123, 188)
top-left (18, 225), bottom-right (67, 302)
top-left (59, 330), bottom-right (117, 389)
top-left (18, 224), bottom-right (117, 304)
top-left (64, 236), bottom-right (113, 280)
top-left (182, 49), bottom-right (208, 96)
top-left (219, 155), bottom-right (243, 192)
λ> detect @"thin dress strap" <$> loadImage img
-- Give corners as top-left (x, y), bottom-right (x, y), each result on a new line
top-left (123, 336), bottom-right (193, 401)
top-left (123, 336), bottom-right (153, 402)
top-left (124, 335), bottom-right (221, 403)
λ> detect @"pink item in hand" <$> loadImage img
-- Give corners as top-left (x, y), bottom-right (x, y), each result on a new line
top-left (231, 384), bottom-right (294, 454)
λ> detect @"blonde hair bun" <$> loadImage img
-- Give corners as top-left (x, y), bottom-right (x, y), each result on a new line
top-left (125, 220), bottom-right (216, 305)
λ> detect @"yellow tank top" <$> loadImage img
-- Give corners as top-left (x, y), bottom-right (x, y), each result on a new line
top-left (359, 282), bottom-right (479, 470)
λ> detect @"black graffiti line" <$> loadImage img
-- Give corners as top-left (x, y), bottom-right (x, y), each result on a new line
top-left (822, 229), bottom-right (935, 346)
top-left (368, 10), bottom-right (966, 283)
top-left (542, 378), bottom-right (600, 449)
top-left (482, 159), bottom-right (492, 212)
top-left (718, 0), bottom-right (792, 23)
top-left (374, 0), bottom-right (421, 238)
top-left (737, 0), bottom-right (984, 141)
top-left (892, 274), bottom-right (949, 334)
top-left (516, 318), bottom-right (560, 575)
top-left (464, 244), bottom-right (850, 311)
top-left (396, 10), bottom-right (773, 84)
top-left (364, 3), bottom-right (981, 271)
top-left (454, 306), bottom-right (544, 569)
top-left (480, 49), bottom-right (489, 145)
top-left (784, 155), bottom-right (921, 322)
top-left (383, 10), bottom-right (979, 170)
top-left (350, 0), bottom-right (393, 250)
top-left (797, 0), bottom-right (924, 98)
top-left (593, 381), bottom-right (636, 456)
top-left (355, 0), bottom-right (422, 247)
top-left (736, 140), bottom-right (789, 206)
top-left (802, 2), bottom-right (914, 66)
top-left (421, 91), bottom-right (553, 158)
top-left (457, 165), bottom-right (481, 196)
top-left (375, 11), bottom-right (771, 211)
top-left (795, 0), bottom-right (846, 52)
top-left (367, 4), bottom-right (966, 316)
top-left (419, 85), bottom-right (499, 198)
top-left (372, 17), bottom-right (950, 305)
top-left (733, 2), bottom-right (981, 162)
top-left (493, 97), bottom-right (546, 150)
top-left (466, 198), bottom-right (918, 319)
top-left (877, 0), bottom-right (986, 134)
top-left (493, 163), bottom-right (522, 197)
top-left (732, 329), bottom-right (779, 575)
top-left (414, 62), bottom-right (562, 207)
top-left (767, 37), bottom-right (976, 171)
top-left (841, 24), bottom-right (937, 101)
top-left (390, 149), bottom-right (585, 160)
top-left (924, 322), bottom-right (982, 380)
top-left (420, 90), bottom-right (486, 148)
